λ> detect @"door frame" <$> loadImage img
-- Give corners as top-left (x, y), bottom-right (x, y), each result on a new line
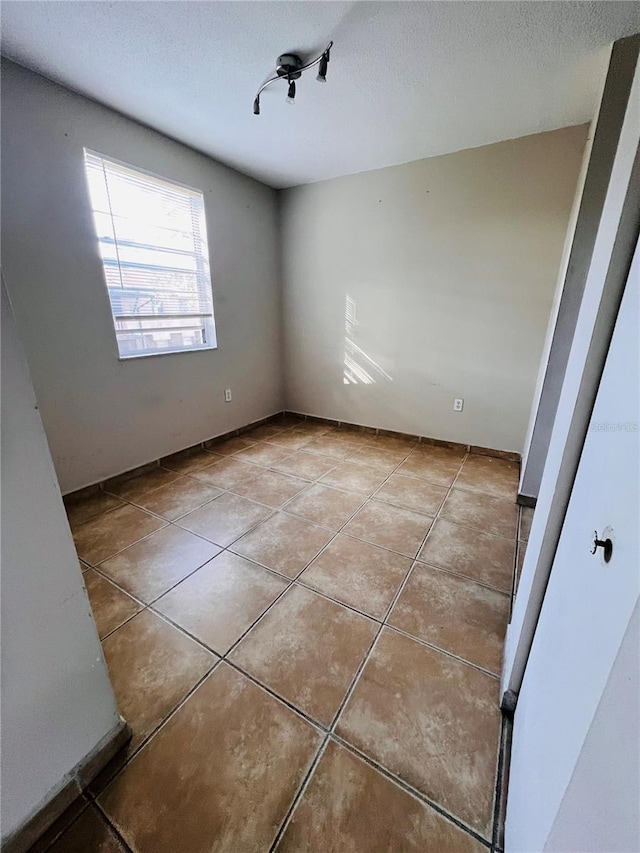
top-left (501, 54), bottom-right (640, 703)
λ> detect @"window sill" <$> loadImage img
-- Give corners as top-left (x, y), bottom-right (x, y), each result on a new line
top-left (118, 344), bottom-right (218, 361)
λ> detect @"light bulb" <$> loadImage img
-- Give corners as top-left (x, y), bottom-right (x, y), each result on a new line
top-left (317, 54), bottom-right (328, 82)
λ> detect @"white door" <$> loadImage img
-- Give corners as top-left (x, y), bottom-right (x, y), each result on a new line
top-left (505, 240), bottom-right (640, 852)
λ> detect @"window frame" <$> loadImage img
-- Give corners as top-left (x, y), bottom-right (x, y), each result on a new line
top-left (83, 148), bottom-right (218, 360)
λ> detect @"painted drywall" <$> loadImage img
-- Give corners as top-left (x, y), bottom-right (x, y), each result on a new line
top-left (1, 59), bottom-right (284, 494)
top-left (1, 280), bottom-right (121, 841)
top-left (544, 602), bottom-right (640, 852)
top-left (502, 52), bottom-right (640, 699)
top-left (280, 126), bottom-right (587, 452)
top-left (519, 36), bottom-right (639, 500)
top-left (505, 232), bottom-right (639, 851)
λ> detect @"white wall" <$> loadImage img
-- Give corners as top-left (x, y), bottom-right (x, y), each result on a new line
top-left (502, 52), bottom-right (640, 700)
top-left (1, 280), bottom-right (121, 842)
top-left (544, 602), bottom-right (639, 852)
top-left (280, 126), bottom-right (587, 452)
top-left (1, 59), bottom-right (284, 494)
top-left (519, 36), bottom-right (639, 500)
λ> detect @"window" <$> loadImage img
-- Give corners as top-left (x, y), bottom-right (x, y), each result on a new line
top-left (84, 150), bottom-right (216, 358)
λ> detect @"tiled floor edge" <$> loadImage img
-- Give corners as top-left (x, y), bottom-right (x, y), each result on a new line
top-left (491, 713), bottom-right (513, 852)
top-left (62, 412), bottom-right (284, 503)
top-left (2, 718), bottom-right (131, 853)
top-left (283, 410), bottom-right (521, 463)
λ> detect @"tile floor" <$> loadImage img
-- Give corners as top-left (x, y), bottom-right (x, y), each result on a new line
top-left (49, 416), bottom-right (527, 853)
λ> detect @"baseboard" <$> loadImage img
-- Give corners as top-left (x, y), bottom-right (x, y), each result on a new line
top-left (283, 410), bottom-right (521, 463)
top-left (63, 408), bottom-right (521, 505)
top-left (63, 411), bottom-right (284, 502)
top-left (2, 718), bottom-right (131, 853)
top-left (517, 493), bottom-right (537, 508)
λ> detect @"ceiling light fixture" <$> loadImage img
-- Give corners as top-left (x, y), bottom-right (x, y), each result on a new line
top-left (253, 41), bottom-right (332, 115)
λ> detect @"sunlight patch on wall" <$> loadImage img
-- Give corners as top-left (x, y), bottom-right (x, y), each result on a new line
top-left (343, 295), bottom-right (393, 385)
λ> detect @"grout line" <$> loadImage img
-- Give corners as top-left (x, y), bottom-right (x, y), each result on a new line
top-left (85, 660), bottom-right (221, 802)
top-left (223, 658), bottom-right (327, 732)
top-left (491, 713), bottom-right (509, 852)
top-left (328, 734), bottom-right (493, 849)
top-left (292, 577), bottom-right (385, 622)
top-left (69, 423), bottom-right (520, 850)
top-left (382, 622), bottom-right (501, 680)
top-left (77, 520), bottom-right (170, 569)
top-left (267, 735), bottom-right (331, 852)
top-left (37, 797), bottom-right (93, 853)
top-left (326, 540), bottom-right (420, 735)
top-left (412, 557), bottom-right (514, 596)
top-left (90, 801), bottom-right (134, 853)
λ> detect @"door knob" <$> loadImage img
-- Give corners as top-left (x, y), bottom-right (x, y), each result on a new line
top-left (591, 531), bottom-right (613, 563)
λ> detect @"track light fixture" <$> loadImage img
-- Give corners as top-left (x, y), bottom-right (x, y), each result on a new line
top-left (253, 41), bottom-right (332, 115)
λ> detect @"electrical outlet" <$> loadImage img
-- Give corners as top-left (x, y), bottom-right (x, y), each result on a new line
top-left (453, 398), bottom-right (464, 412)
top-left (224, 389), bottom-right (232, 402)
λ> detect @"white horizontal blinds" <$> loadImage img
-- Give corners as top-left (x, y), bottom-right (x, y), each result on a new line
top-left (84, 150), bottom-right (216, 357)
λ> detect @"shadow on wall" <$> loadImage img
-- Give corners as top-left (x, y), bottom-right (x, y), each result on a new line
top-left (343, 295), bottom-right (393, 385)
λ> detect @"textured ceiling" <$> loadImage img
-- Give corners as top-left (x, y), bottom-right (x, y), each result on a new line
top-left (2, 1), bottom-right (639, 188)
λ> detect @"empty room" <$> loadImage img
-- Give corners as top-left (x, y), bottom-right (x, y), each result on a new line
top-left (1, 2), bottom-right (639, 852)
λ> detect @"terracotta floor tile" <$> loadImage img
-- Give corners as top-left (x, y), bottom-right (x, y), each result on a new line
top-left (440, 488), bottom-right (518, 540)
top-left (232, 469), bottom-right (309, 507)
top-left (132, 476), bottom-right (222, 521)
top-left (270, 415), bottom-right (306, 429)
top-left (319, 461), bottom-right (389, 496)
top-left (299, 534), bottom-right (411, 619)
top-left (231, 512), bottom-right (333, 578)
top-left (177, 492), bottom-right (272, 546)
top-left (350, 444), bottom-right (407, 472)
top-left (104, 466), bottom-right (180, 502)
top-left (271, 451), bottom-right (338, 481)
top-left (375, 473), bottom-right (448, 515)
top-left (230, 585), bottom-right (378, 726)
top-left (284, 484), bottom-right (365, 531)
top-left (84, 570), bottom-right (142, 639)
top-left (98, 525), bottom-right (220, 603)
top-left (290, 422), bottom-right (336, 437)
top-left (388, 564), bottom-right (510, 674)
top-left (265, 430), bottom-right (315, 451)
top-left (47, 805), bottom-right (127, 853)
top-left (102, 609), bottom-right (215, 748)
top-left (520, 506), bottom-right (534, 541)
top-left (190, 456), bottom-right (262, 489)
top-left (363, 434), bottom-right (418, 454)
top-left (232, 442), bottom-right (292, 467)
top-left (72, 504), bottom-right (166, 565)
top-left (343, 501), bottom-right (432, 557)
top-left (154, 551), bottom-right (288, 654)
top-left (244, 424), bottom-right (283, 441)
top-left (204, 435), bottom-right (256, 455)
top-left (455, 455), bottom-right (520, 500)
top-left (336, 628), bottom-right (501, 839)
top-left (336, 425), bottom-right (377, 437)
top-left (79, 559), bottom-right (90, 573)
top-left (418, 518), bottom-right (515, 592)
top-left (397, 447), bottom-right (464, 486)
top-left (160, 447), bottom-right (221, 474)
top-left (304, 435), bottom-right (363, 461)
top-left (99, 664), bottom-right (321, 853)
top-left (64, 491), bottom-right (125, 530)
top-left (277, 740), bottom-right (485, 853)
